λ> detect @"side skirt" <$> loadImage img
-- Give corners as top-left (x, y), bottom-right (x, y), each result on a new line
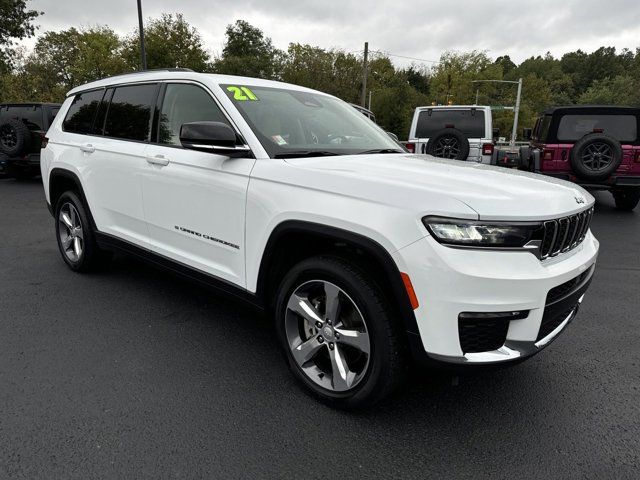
top-left (95, 232), bottom-right (264, 310)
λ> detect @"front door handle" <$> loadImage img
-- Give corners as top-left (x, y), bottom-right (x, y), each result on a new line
top-left (80, 143), bottom-right (95, 153)
top-left (146, 154), bottom-right (170, 166)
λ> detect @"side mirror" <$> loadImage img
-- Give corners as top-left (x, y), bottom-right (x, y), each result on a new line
top-left (386, 131), bottom-right (399, 142)
top-left (492, 127), bottom-right (500, 141)
top-left (180, 121), bottom-right (251, 157)
top-left (523, 128), bottom-right (532, 140)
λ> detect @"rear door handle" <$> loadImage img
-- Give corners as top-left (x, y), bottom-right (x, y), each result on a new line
top-left (146, 154), bottom-right (170, 166)
top-left (80, 143), bottom-right (95, 153)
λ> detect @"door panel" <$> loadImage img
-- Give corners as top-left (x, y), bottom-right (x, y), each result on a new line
top-left (81, 83), bottom-right (158, 246)
top-left (141, 83), bottom-right (254, 286)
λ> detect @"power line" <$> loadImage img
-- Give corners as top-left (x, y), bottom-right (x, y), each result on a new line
top-left (369, 49), bottom-right (440, 64)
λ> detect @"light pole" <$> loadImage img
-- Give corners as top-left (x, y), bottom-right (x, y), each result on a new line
top-left (137, 0), bottom-right (147, 70)
top-left (471, 78), bottom-right (523, 146)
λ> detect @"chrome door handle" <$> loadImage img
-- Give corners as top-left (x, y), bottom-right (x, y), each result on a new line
top-left (80, 143), bottom-right (95, 153)
top-left (146, 154), bottom-right (170, 166)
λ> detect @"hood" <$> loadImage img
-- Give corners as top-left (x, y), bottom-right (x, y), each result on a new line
top-left (284, 153), bottom-right (594, 221)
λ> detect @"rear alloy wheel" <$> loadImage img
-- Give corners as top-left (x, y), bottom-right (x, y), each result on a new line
top-left (275, 256), bottom-right (406, 409)
top-left (58, 202), bottom-right (85, 263)
top-left (54, 191), bottom-right (111, 272)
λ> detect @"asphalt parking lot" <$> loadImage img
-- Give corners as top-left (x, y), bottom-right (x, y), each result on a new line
top-left (1, 178), bottom-right (639, 479)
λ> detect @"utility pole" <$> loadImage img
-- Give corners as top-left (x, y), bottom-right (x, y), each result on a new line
top-left (361, 42), bottom-right (368, 107)
top-left (510, 78), bottom-right (523, 147)
top-left (137, 0), bottom-right (147, 70)
top-left (368, 90), bottom-right (372, 110)
top-left (475, 89), bottom-right (479, 105)
top-left (471, 78), bottom-right (523, 146)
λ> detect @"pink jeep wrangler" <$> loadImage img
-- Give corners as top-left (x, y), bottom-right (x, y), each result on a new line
top-left (520, 106), bottom-right (640, 210)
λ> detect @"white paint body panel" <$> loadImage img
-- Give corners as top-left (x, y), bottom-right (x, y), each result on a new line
top-left (42, 71), bottom-right (599, 361)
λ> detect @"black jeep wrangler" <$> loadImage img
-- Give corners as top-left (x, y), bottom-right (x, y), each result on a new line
top-left (0, 103), bottom-right (61, 179)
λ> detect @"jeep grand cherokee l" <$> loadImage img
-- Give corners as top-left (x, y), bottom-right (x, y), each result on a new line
top-left (41, 70), bottom-right (599, 408)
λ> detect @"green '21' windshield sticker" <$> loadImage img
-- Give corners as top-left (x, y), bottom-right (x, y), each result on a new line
top-left (227, 86), bottom-right (259, 101)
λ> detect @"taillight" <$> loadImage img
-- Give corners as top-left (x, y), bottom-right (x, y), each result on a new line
top-left (482, 143), bottom-right (494, 156)
top-left (635, 150), bottom-right (640, 163)
top-left (543, 149), bottom-right (554, 161)
top-left (405, 142), bottom-right (415, 153)
top-left (40, 133), bottom-right (48, 149)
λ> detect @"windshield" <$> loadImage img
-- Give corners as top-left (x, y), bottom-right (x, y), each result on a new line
top-left (222, 84), bottom-right (403, 158)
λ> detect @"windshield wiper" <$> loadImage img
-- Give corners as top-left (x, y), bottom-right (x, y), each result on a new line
top-left (274, 150), bottom-right (340, 159)
top-left (355, 148), bottom-right (405, 155)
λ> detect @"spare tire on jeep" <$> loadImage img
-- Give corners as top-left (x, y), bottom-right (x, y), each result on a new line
top-left (570, 132), bottom-right (623, 182)
top-left (426, 128), bottom-right (470, 160)
top-left (0, 119), bottom-right (32, 157)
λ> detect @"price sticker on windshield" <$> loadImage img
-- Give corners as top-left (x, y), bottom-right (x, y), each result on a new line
top-left (227, 86), bottom-right (259, 101)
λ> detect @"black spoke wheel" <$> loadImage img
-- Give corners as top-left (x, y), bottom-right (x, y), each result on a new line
top-left (570, 133), bottom-right (622, 182)
top-left (426, 127), bottom-right (470, 160)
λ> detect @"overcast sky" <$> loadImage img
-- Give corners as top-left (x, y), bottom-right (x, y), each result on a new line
top-left (19, 0), bottom-right (640, 67)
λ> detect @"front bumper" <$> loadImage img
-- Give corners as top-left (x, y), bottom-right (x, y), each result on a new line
top-left (394, 230), bottom-right (599, 365)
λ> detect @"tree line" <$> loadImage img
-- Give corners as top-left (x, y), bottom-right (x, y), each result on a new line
top-left (2, 3), bottom-right (639, 139)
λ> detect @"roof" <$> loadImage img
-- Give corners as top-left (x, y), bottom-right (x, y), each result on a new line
top-left (416, 105), bottom-right (491, 110)
top-left (543, 105), bottom-right (640, 115)
top-left (67, 70), bottom-right (324, 97)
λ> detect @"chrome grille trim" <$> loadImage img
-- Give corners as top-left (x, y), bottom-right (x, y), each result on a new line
top-left (540, 207), bottom-right (594, 259)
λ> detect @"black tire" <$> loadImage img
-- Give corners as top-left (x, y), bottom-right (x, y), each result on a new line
top-left (275, 255), bottom-right (407, 409)
top-left (54, 191), bottom-right (111, 272)
top-left (0, 119), bottom-right (32, 157)
top-left (426, 128), bottom-right (470, 160)
top-left (612, 187), bottom-right (640, 211)
top-left (570, 133), bottom-right (623, 181)
top-left (9, 166), bottom-right (38, 180)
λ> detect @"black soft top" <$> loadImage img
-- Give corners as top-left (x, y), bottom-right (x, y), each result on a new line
top-left (542, 105), bottom-right (640, 116)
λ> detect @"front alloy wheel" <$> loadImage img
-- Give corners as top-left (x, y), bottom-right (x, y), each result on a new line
top-left (276, 256), bottom-right (406, 409)
top-left (285, 280), bottom-right (371, 392)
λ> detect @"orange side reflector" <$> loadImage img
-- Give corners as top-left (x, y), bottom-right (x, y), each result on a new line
top-left (401, 272), bottom-right (419, 310)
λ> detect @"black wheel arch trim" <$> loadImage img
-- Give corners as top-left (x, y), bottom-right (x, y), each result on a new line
top-left (255, 220), bottom-right (423, 352)
top-left (48, 168), bottom-right (98, 230)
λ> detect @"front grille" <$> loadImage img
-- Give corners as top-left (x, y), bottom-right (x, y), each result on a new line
top-left (536, 305), bottom-right (577, 341)
top-left (459, 318), bottom-right (510, 353)
top-left (546, 268), bottom-right (592, 304)
top-left (540, 207), bottom-right (593, 259)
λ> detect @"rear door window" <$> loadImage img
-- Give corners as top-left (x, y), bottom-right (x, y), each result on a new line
top-left (1, 105), bottom-right (44, 130)
top-left (104, 84), bottom-right (158, 141)
top-left (415, 109), bottom-right (485, 138)
top-left (557, 115), bottom-right (637, 142)
top-left (157, 83), bottom-right (230, 145)
top-left (63, 89), bottom-right (105, 134)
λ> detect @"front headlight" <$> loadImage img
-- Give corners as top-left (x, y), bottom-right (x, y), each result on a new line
top-left (422, 216), bottom-right (543, 248)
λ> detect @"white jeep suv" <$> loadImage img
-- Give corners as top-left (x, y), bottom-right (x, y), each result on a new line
top-left (41, 70), bottom-right (599, 408)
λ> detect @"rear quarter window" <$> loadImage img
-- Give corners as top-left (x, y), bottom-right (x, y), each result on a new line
top-left (63, 89), bottom-right (105, 134)
top-left (557, 114), bottom-right (637, 143)
top-left (415, 109), bottom-right (485, 138)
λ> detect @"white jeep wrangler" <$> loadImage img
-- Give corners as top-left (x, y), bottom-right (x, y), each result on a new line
top-left (406, 105), bottom-right (495, 163)
top-left (41, 70), bottom-right (599, 408)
